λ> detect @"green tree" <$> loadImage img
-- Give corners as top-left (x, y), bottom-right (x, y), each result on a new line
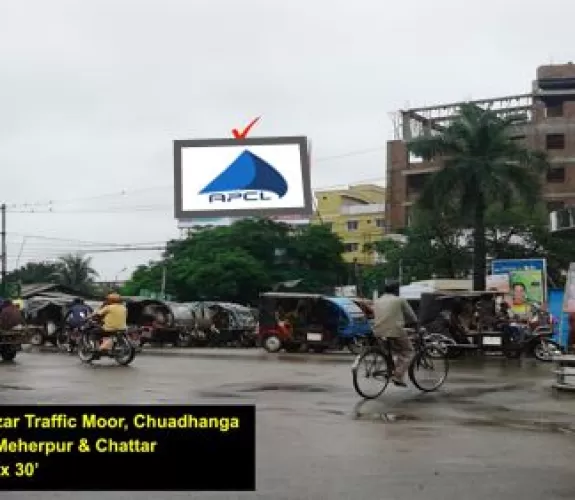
top-left (124, 218), bottom-right (347, 303)
top-left (54, 253), bottom-right (99, 294)
top-left (408, 103), bottom-right (548, 290)
top-left (8, 261), bottom-right (60, 284)
top-left (365, 206), bottom-right (471, 286)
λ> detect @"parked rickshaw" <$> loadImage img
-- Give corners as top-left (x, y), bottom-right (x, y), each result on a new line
top-left (190, 302), bottom-right (257, 347)
top-left (258, 292), bottom-right (372, 354)
top-left (0, 325), bottom-right (26, 361)
top-left (24, 297), bottom-right (99, 346)
top-left (417, 290), bottom-right (561, 359)
top-left (125, 297), bottom-right (180, 346)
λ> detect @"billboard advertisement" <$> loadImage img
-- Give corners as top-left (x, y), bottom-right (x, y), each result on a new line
top-left (174, 136), bottom-right (313, 219)
top-left (563, 262), bottom-right (575, 313)
top-left (491, 258), bottom-right (547, 315)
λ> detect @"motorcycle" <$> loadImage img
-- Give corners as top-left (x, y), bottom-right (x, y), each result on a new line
top-left (126, 326), bottom-right (146, 352)
top-left (56, 326), bottom-right (82, 354)
top-left (77, 320), bottom-right (136, 366)
top-left (503, 321), bottom-right (564, 361)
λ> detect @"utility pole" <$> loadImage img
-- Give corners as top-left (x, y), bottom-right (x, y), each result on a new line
top-left (160, 264), bottom-right (167, 297)
top-left (1, 204), bottom-right (6, 296)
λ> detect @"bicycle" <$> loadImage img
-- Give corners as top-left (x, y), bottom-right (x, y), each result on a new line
top-left (351, 327), bottom-right (449, 399)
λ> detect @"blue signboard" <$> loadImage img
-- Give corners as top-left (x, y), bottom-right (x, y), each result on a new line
top-left (491, 258), bottom-right (546, 274)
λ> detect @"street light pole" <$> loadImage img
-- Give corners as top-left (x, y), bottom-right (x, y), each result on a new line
top-left (1, 204), bottom-right (6, 296)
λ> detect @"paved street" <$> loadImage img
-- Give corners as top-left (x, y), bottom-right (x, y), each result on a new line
top-left (1, 350), bottom-right (575, 499)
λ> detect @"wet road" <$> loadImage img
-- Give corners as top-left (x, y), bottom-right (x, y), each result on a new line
top-left (1, 350), bottom-right (575, 499)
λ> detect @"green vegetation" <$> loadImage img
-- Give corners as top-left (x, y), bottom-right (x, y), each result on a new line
top-left (121, 218), bottom-right (347, 303)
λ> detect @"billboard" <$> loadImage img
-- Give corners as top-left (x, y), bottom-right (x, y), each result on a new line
top-left (491, 258), bottom-right (547, 315)
top-left (563, 262), bottom-right (575, 313)
top-left (174, 136), bottom-right (313, 219)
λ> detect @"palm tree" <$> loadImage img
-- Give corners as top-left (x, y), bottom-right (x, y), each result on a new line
top-left (54, 253), bottom-right (99, 293)
top-left (407, 103), bottom-right (548, 290)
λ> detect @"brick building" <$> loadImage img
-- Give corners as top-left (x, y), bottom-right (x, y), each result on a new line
top-left (386, 63), bottom-right (575, 231)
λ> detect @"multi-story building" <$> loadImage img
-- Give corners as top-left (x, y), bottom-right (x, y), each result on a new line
top-left (312, 184), bottom-right (386, 264)
top-left (387, 62), bottom-right (575, 231)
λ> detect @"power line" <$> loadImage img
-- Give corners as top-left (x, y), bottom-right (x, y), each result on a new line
top-left (7, 176), bottom-right (386, 215)
top-left (4, 145), bottom-right (386, 211)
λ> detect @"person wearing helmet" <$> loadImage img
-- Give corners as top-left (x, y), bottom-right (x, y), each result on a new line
top-left (90, 293), bottom-right (127, 351)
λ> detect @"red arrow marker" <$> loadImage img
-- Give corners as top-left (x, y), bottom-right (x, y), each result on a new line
top-left (232, 116), bottom-right (261, 139)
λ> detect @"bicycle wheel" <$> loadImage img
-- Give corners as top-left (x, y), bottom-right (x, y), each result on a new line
top-left (352, 348), bottom-right (391, 399)
top-left (408, 345), bottom-right (449, 392)
top-left (425, 333), bottom-right (455, 359)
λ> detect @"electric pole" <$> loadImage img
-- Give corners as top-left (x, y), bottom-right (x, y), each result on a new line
top-left (1, 204), bottom-right (6, 296)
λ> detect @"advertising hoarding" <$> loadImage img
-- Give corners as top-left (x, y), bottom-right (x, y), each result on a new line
top-left (174, 136), bottom-right (313, 220)
top-left (491, 258), bottom-right (547, 315)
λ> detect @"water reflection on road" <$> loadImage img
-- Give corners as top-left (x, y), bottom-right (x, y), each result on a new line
top-left (0, 351), bottom-right (574, 500)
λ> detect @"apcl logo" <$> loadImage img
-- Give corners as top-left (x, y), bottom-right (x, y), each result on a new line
top-left (199, 150), bottom-right (288, 203)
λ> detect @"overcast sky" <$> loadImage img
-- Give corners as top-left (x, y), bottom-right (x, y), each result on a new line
top-left (0, 0), bottom-right (573, 281)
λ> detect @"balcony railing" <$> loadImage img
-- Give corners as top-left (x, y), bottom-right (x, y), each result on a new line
top-left (340, 204), bottom-right (385, 215)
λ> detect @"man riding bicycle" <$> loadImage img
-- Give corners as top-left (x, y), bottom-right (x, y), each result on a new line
top-left (90, 293), bottom-right (128, 351)
top-left (372, 280), bottom-right (418, 387)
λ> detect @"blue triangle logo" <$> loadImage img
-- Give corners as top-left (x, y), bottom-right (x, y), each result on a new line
top-left (199, 150), bottom-right (288, 198)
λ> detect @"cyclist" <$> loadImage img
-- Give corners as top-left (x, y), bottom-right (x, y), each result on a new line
top-left (90, 293), bottom-right (128, 351)
top-left (372, 280), bottom-right (417, 387)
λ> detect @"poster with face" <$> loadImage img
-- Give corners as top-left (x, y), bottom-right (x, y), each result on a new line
top-left (506, 270), bottom-right (544, 316)
top-left (563, 263), bottom-right (575, 313)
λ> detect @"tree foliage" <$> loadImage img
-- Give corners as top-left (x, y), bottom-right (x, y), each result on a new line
top-left (408, 103), bottom-right (548, 290)
top-left (8, 261), bottom-right (61, 284)
top-left (53, 253), bottom-right (99, 294)
top-left (122, 218), bottom-right (347, 304)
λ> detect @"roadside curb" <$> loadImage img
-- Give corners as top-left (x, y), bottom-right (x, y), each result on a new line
top-left (138, 348), bottom-right (355, 364)
top-left (21, 344), bottom-right (355, 364)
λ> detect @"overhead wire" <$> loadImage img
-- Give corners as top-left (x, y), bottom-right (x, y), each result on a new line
top-left (5, 144), bottom-right (387, 214)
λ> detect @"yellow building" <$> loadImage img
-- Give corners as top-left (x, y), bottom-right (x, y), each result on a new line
top-left (312, 184), bottom-right (386, 264)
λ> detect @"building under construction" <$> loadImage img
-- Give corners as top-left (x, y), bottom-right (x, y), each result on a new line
top-left (386, 63), bottom-right (575, 231)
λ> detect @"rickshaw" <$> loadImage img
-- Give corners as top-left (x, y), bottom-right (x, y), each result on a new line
top-left (258, 292), bottom-right (372, 354)
top-left (418, 290), bottom-right (540, 358)
top-left (190, 302), bottom-right (257, 347)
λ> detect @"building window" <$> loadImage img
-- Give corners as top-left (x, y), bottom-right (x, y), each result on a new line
top-left (376, 218), bottom-right (385, 228)
top-left (344, 243), bottom-right (359, 253)
top-left (547, 167), bottom-right (566, 183)
top-left (405, 206), bottom-right (413, 227)
top-left (406, 173), bottom-right (431, 197)
top-left (547, 201), bottom-right (565, 212)
top-left (347, 220), bottom-right (359, 231)
top-left (546, 133), bottom-right (565, 150)
top-left (546, 103), bottom-right (564, 118)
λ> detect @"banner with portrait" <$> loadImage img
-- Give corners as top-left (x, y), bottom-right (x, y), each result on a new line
top-left (491, 259), bottom-right (547, 317)
top-left (563, 262), bottom-right (575, 313)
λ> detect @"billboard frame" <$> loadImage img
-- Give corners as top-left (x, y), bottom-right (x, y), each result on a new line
top-left (174, 136), bottom-right (313, 220)
top-left (491, 258), bottom-right (548, 301)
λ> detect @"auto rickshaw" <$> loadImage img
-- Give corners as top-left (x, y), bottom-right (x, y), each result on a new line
top-left (419, 290), bottom-right (517, 357)
top-left (258, 292), bottom-right (372, 354)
